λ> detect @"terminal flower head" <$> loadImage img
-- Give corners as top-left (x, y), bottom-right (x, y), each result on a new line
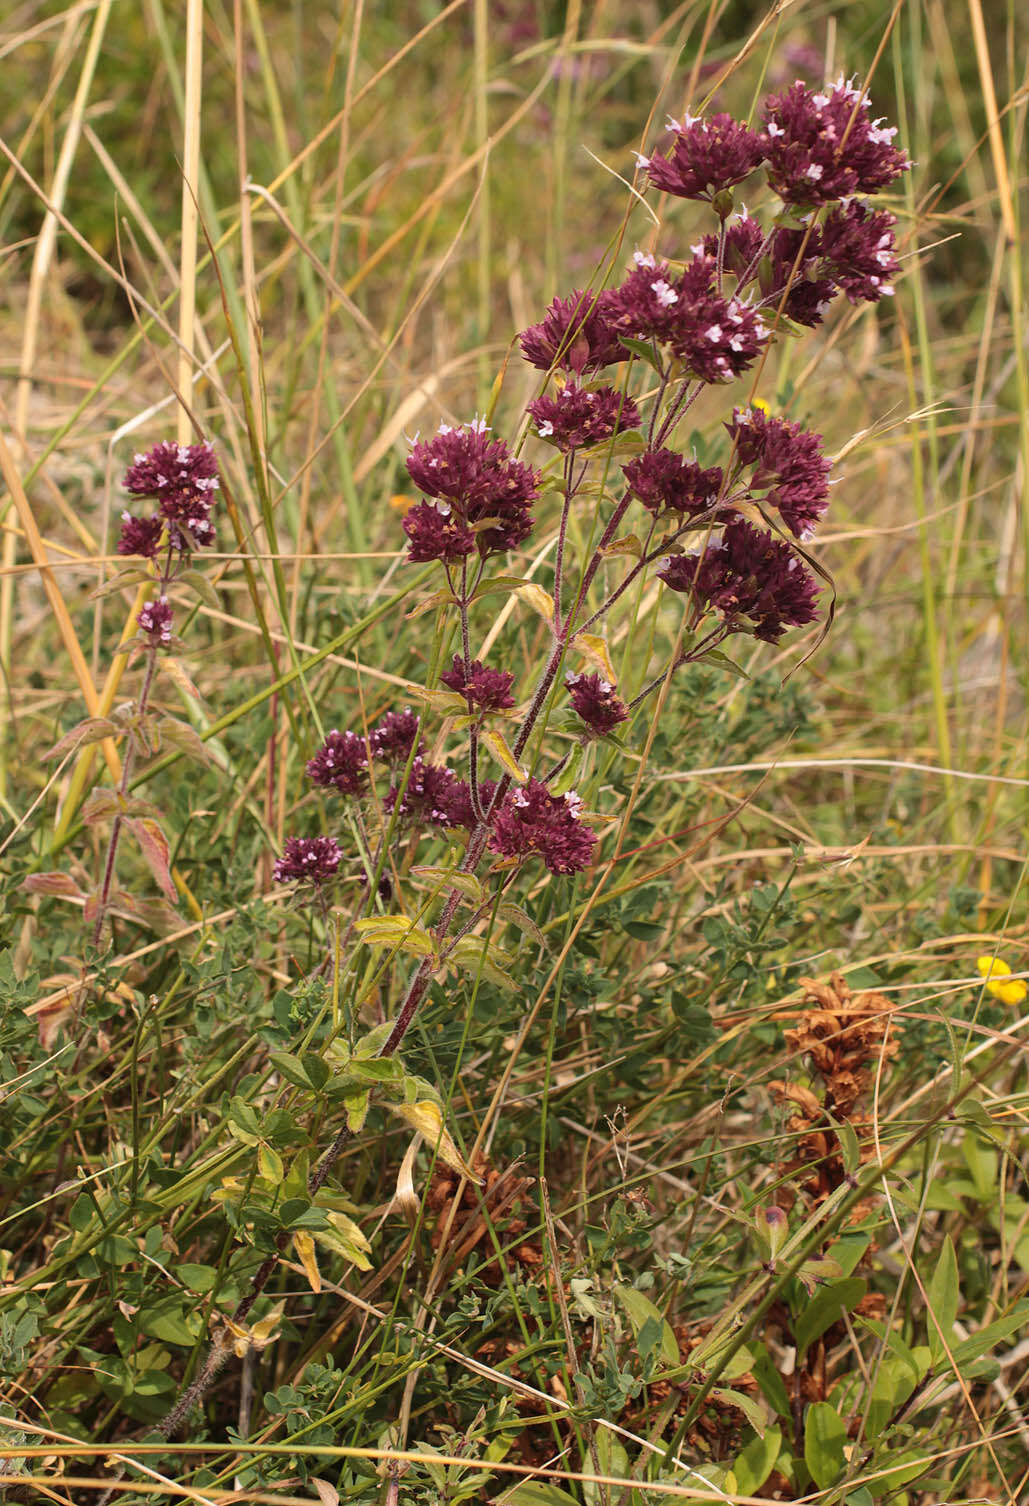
top-left (489, 779), bottom-right (596, 874)
top-left (273, 835), bottom-right (343, 886)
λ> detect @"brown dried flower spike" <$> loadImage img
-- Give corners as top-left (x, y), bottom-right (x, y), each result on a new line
top-left (771, 970), bottom-right (900, 1209)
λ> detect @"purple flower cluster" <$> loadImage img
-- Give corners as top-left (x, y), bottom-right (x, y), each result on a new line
top-left (137, 596), bottom-right (173, 645)
top-left (763, 77), bottom-right (910, 207)
top-left (119, 440), bottom-right (220, 555)
top-left (273, 835), bottom-right (342, 886)
top-left (658, 520), bottom-right (820, 642)
top-left (488, 780), bottom-right (596, 874)
top-left (527, 383), bottom-right (640, 452)
top-left (623, 450), bottom-right (723, 518)
top-left (519, 289), bottom-right (626, 374)
top-left (385, 758), bottom-right (495, 832)
top-left (117, 513), bottom-right (164, 559)
top-left (566, 673), bottom-right (629, 736)
top-left (605, 251), bottom-right (768, 381)
top-left (306, 728), bottom-right (369, 797)
top-left (368, 708), bottom-right (424, 764)
top-left (643, 113), bottom-right (766, 203)
top-left (703, 202), bottom-right (899, 324)
top-left (439, 656), bottom-right (516, 713)
top-left (404, 420), bottom-right (540, 562)
top-left (819, 199), bottom-right (900, 303)
top-left (702, 215), bottom-right (835, 327)
top-left (728, 407), bottom-right (831, 539)
top-left (607, 251), bottom-right (704, 345)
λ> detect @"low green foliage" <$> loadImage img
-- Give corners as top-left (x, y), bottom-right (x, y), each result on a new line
top-left (1, 1), bottom-right (1027, 1503)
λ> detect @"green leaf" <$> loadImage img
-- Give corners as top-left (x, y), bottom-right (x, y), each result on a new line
top-left (301, 1054), bottom-right (330, 1091)
top-left (710, 1386), bottom-right (767, 1434)
top-left (617, 334), bottom-right (664, 373)
top-left (176, 1263), bottom-right (219, 1294)
top-left (225, 1101), bottom-right (260, 1144)
top-left (159, 716), bottom-right (212, 766)
top-left (410, 865), bottom-right (484, 903)
top-left (449, 936), bottom-right (518, 990)
top-left (926, 1235), bottom-right (959, 1363)
top-left (354, 917), bottom-right (435, 957)
top-left (504, 1487), bottom-right (580, 1505)
top-left (471, 574), bottom-right (534, 601)
top-left (751, 1348), bottom-right (791, 1418)
top-left (97, 1235), bottom-right (137, 1266)
top-left (267, 1052), bottom-right (312, 1090)
top-left (138, 1299), bottom-right (201, 1348)
top-left (481, 727), bottom-right (528, 781)
top-left (961, 1129), bottom-right (998, 1200)
top-left (257, 1142), bottom-right (284, 1183)
top-left (950, 1300), bottom-right (1029, 1367)
top-left (344, 1089), bottom-right (371, 1134)
top-left (612, 1284), bottom-right (678, 1365)
top-left (732, 1427), bottom-right (781, 1495)
top-left (69, 1193), bottom-right (95, 1233)
top-left (353, 1020), bottom-right (397, 1057)
top-left (804, 1401), bottom-right (847, 1488)
top-left (795, 1278), bottom-right (866, 1359)
top-left (695, 647), bottom-right (750, 680)
top-left (497, 902), bottom-right (545, 946)
top-left (347, 1057), bottom-right (403, 1083)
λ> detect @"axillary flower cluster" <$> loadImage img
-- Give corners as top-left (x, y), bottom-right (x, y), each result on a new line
top-left (274, 76), bottom-right (908, 912)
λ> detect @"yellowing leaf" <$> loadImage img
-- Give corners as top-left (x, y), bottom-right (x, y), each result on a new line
top-left (571, 632), bottom-right (617, 684)
top-left (257, 1142), bottom-right (283, 1183)
top-left (481, 727), bottom-right (527, 782)
top-left (250, 1302), bottom-right (285, 1348)
top-left (516, 582), bottom-right (556, 624)
top-left (293, 1230), bottom-right (322, 1294)
top-left (389, 1099), bottom-right (482, 1182)
top-left (599, 533), bottom-right (643, 559)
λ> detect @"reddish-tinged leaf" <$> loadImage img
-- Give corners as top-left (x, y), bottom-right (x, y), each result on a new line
top-left (23, 871), bottom-right (84, 899)
top-left (126, 817), bottom-right (178, 902)
top-left (81, 789), bottom-right (121, 827)
top-left (43, 718), bottom-right (120, 763)
top-left (160, 717), bottom-right (212, 766)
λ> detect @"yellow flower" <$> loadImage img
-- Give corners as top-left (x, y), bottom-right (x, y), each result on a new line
top-left (976, 955), bottom-right (1028, 1006)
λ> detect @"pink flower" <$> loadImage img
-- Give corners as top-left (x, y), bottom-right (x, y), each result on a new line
top-left (623, 450), bottom-right (724, 518)
top-left (405, 422), bottom-right (539, 561)
top-left (819, 199), bottom-right (899, 303)
top-left (306, 729), bottom-right (369, 796)
top-left (488, 779), bottom-right (596, 874)
top-left (137, 596), bottom-right (173, 645)
top-left (369, 709), bottom-right (424, 764)
top-left (439, 656), bottom-right (516, 712)
top-left (728, 407), bottom-right (831, 539)
top-left (274, 835), bottom-right (342, 885)
top-left (645, 113), bottom-right (766, 202)
top-left (762, 78), bottom-right (910, 207)
top-left (527, 384), bottom-right (640, 451)
top-left (565, 672), bottom-right (629, 736)
top-left (658, 519), bottom-right (820, 642)
top-left (519, 289), bottom-right (626, 374)
top-left (117, 513), bottom-right (164, 558)
top-left (123, 440), bottom-right (219, 550)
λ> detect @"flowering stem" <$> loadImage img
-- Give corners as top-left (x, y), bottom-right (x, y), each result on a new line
top-left (91, 542), bottom-right (177, 948)
top-left (626, 624), bottom-right (728, 710)
top-left (553, 451), bottom-right (577, 628)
